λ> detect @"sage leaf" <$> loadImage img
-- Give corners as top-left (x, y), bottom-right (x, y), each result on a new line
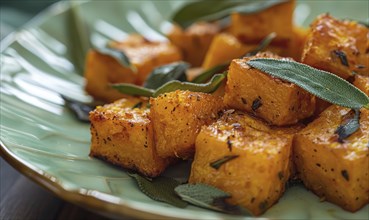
top-left (144, 62), bottom-right (189, 89)
top-left (246, 58), bottom-right (369, 109)
top-left (153, 72), bottom-right (226, 97)
top-left (210, 155), bottom-right (239, 170)
top-left (192, 63), bottom-right (228, 83)
top-left (111, 83), bottom-right (154, 97)
top-left (68, 1), bottom-right (91, 74)
top-left (244, 32), bottom-right (276, 57)
top-left (128, 173), bottom-right (187, 208)
top-left (175, 183), bottom-right (250, 215)
top-left (94, 45), bottom-right (137, 72)
top-left (335, 109), bottom-right (360, 143)
top-left (61, 95), bottom-right (100, 123)
top-left (112, 72), bottom-right (226, 97)
top-left (172, 0), bottom-right (287, 28)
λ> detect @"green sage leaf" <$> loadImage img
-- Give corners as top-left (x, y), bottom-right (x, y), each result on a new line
top-left (192, 63), bottom-right (228, 83)
top-left (175, 183), bottom-right (250, 215)
top-left (144, 62), bottom-right (189, 89)
top-left (335, 109), bottom-right (360, 143)
top-left (246, 58), bottom-right (369, 109)
top-left (244, 32), bottom-right (276, 57)
top-left (128, 173), bottom-right (187, 208)
top-left (111, 83), bottom-right (154, 97)
top-left (210, 155), bottom-right (239, 170)
top-left (172, 0), bottom-right (287, 28)
top-left (68, 1), bottom-right (91, 74)
top-left (94, 45), bottom-right (137, 72)
top-left (153, 72), bottom-right (227, 97)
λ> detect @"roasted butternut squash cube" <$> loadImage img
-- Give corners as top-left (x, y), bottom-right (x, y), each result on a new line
top-left (202, 33), bottom-right (255, 69)
top-left (167, 22), bottom-right (220, 67)
top-left (294, 105), bottom-right (369, 211)
top-left (84, 50), bottom-right (135, 103)
top-left (85, 35), bottom-right (182, 102)
top-left (89, 98), bottom-right (172, 177)
top-left (149, 90), bottom-right (224, 159)
top-left (224, 52), bottom-right (315, 126)
top-left (287, 26), bottom-right (309, 61)
top-left (229, 0), bottom-right (295, 47)
top-left (302, 14), bottom-right (369, 79)
top-left (202, 33), bottom-right (285, 69)
top-left (353, 75), bottom-right (369, 96)
top-left (189, 110), bottom-right (293, 216)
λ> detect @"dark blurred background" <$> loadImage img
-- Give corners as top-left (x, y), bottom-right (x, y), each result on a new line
top-left (0, 0), bottom-right (58, 39)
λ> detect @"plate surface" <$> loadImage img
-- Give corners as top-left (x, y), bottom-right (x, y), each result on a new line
top-left (1, 1), bottom-right (368, 219)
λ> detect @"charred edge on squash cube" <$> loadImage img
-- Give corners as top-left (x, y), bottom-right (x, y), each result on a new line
top-left (132, 102), bottom-right (143, 109)
top-left (210, 155), bottom-right (239, 170)
top-left (259, 200), bottom-right (268, 212)
top-left (332, 50), bottom-right (349, 67)
top-left (341, 170), bottom-right (350, 181)
top-left (252, 97), bottom-right (262, 111)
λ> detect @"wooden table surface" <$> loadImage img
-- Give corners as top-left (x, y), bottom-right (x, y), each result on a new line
top-left (0, 157), bottom-right (124, 220)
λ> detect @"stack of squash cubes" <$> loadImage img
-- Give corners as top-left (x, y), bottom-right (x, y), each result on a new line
top-left (86, 0), bottom-right (368, 215)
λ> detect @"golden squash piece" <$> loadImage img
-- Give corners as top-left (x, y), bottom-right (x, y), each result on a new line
top-left (189, 110), bottom-right (293, 216)
top-left (302, 14), bottom-right (369, 79)
top-left (149, 90), bottom-right (224, 159)
top-left (294, 105), bottom-right (369, 212)
top-left (286, 26), bottom-right (310, 61)
top-left (84, 50), bottom-right (135, 103)
top-left (229, 0), bottom-right (295, 47)
top-left (353, 75), bottom-right (369, 96)
top-left (202, 33), bottom-right (255, 69)
top-left (89, 97), bottom-right (172, 177)
top-left (85, 35), bottom-right (182, 102)
top-left (202, 33), bottom-right (285, 69)
top-left (224, 52), bottom-right (316, 126)
top-left (167, 22), bottom-right (220, 67)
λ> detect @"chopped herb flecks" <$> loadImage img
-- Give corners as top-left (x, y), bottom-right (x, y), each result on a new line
top-left (252, 97), bottom-right (262, 111)
top-left (227, 138), bottom-right (232, 152)
top-left (341, 170), bottom-right (350, 181)
top-left (278, 171), bottom-right (284, 180)
top-left (332, 50), bottom-right (349, 67)
top-left (335, 109), bottom-right (360, 143)
top-left (355, 64), bottom-right (366, 69)
top-left (210, 155), bottom-right (239, 170)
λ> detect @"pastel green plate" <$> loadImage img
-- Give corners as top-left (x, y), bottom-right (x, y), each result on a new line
top-left (1, 1), bottom-right (368, 219)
